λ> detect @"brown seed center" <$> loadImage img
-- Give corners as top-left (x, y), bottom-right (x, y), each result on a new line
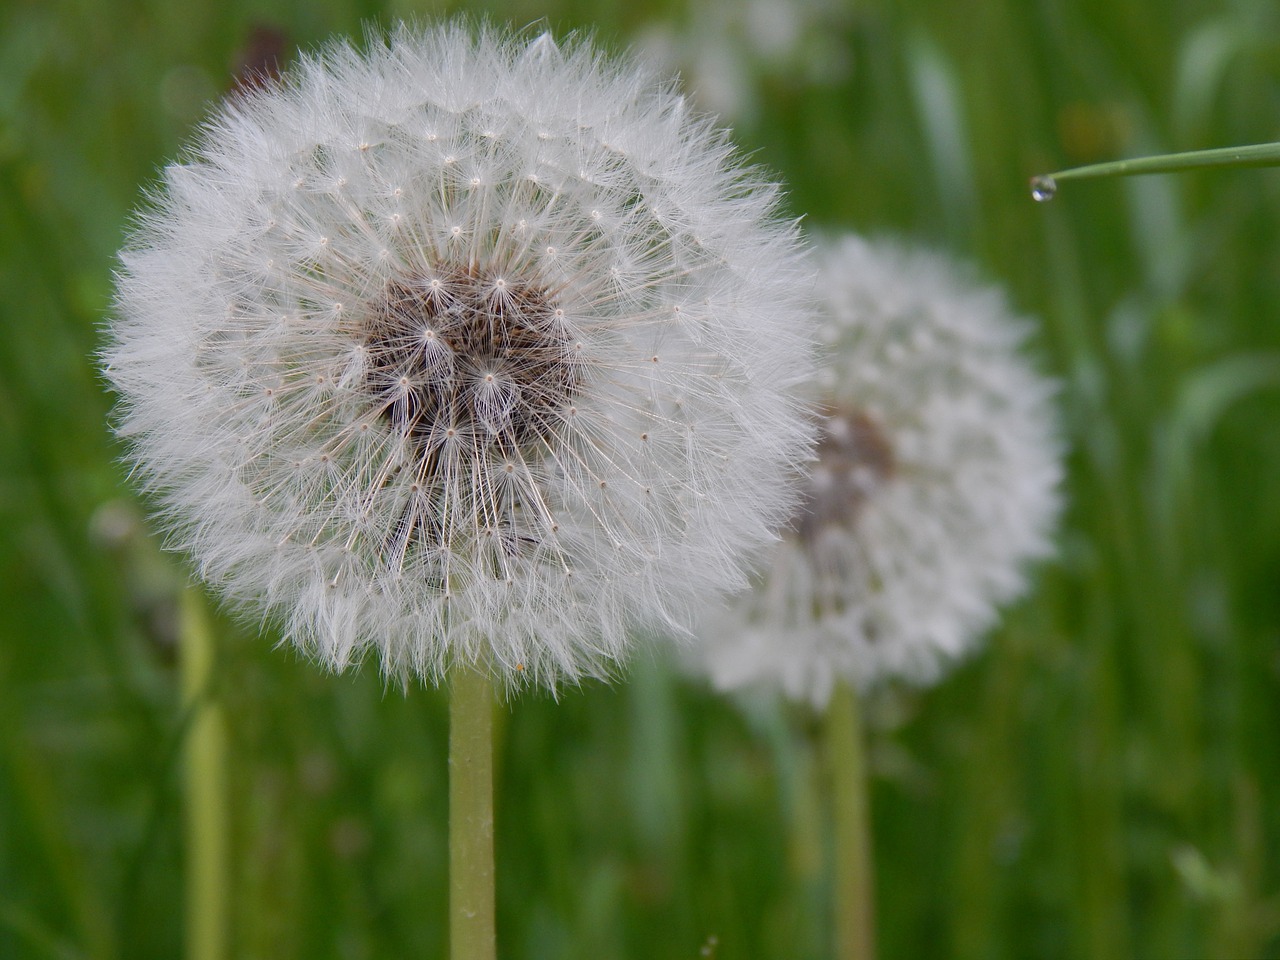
top-left (361, 267), bottom-right (578, 465)
top-left (795, 410), bottom-right (896, 543)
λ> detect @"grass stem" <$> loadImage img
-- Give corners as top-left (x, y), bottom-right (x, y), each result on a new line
top-left (1032, 140), bottom-right (1280, 200)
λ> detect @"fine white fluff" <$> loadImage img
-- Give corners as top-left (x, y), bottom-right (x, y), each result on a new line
top-left (694, 235), bottom-right (1062, 706)
top-left (104, 23), bottom-right (815, 689)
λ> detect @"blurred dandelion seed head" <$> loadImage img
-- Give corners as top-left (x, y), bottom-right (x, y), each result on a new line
top-left (104, 22), bottom-right (816, 690)
top-left (695, 235), bottom-right (1063, 706)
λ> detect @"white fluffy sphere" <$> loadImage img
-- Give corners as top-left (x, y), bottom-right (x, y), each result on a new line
top-left (104, 23), bottom-right (815, 689)
top-left (694, 235), bottom-right (1062, 705)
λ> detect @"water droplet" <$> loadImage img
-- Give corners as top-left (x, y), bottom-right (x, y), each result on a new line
top-left (1030, 175), bottom-right (1057, 202)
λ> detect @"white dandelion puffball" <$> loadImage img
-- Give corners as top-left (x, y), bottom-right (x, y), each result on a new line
top-left (104, 23), bottom-right (815, 688)
top-left (695, 235), bottom-right (1062, 706)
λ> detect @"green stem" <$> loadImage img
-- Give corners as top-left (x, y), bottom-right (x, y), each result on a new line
top-left (180, 587), bottom-right (228, 960)
top-left (449, 663), bottom-right (496, 960)
top-left (828, 682), bottom-right (875, 960)
top-left (1031, 140), bottom-right (1280, 199)
top-left (1048, 141), bottom-right (1280, 182)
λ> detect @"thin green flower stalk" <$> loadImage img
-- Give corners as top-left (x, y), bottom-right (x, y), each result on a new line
top-left (180, 587), bottom-right (228, 960)
top-left (1031, 140), bottom-right (1280, 200)
top-left (828, 682), bottom-right (874, 960)
top-left (449, 665), bottom-right (496, 960)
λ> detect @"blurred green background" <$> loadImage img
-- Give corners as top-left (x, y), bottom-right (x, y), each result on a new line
top-left (4, 0), bottom-right (1280, 957)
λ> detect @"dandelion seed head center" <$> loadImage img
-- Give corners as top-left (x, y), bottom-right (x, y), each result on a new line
top-left (361, 267), bottom-right (578, 466)
top-left (795, 410), bottom-right (896, 542)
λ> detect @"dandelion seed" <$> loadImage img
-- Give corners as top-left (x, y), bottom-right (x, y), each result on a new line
top-left (694, 235), bottom-right (1062, 706)
top-left (104, 22), bottom-right (815, 691)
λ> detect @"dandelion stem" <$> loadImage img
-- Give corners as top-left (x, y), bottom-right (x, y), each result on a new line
top-left (449, 663), bottom-right (496, 960)
top-left (828, 682), bottom-right (875, 960)
top-left (180, 586), bottom-right (228, 960)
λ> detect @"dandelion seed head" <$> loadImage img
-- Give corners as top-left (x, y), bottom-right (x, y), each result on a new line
top-left (104, 22), bottom-right (815, 690)
top-left (694, 235), bottom-right (1062, 706)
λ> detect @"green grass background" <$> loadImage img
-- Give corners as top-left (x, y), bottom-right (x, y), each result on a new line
top-left (4, 0), bottom-right (1280, 957)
